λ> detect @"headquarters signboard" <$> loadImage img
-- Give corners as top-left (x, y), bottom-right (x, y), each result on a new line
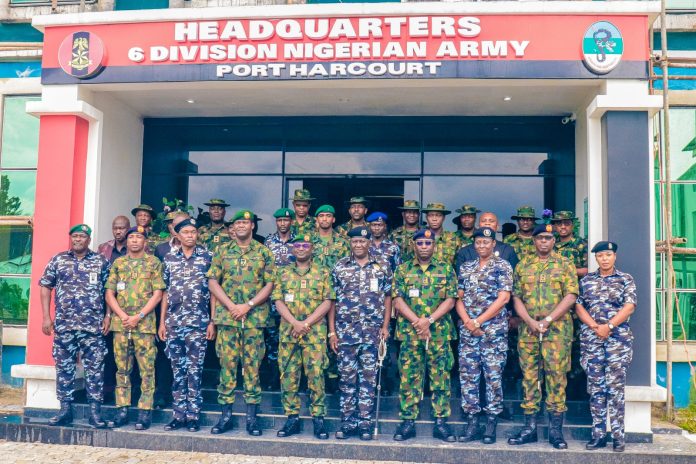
top-left (42, 14), bottom-right (648, 84)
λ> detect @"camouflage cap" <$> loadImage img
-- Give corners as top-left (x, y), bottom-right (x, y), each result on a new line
top-left (69, 224), bottom-right (92, 236)
top-left (551, 210), bottom-right (577, 222)
top-left (130, 204), bottom-right (155, 218)
top-left (511, 206), bottom-right (540, 220)
top-left (315, 204), bottom-right (336, 216)
top-left (230, 209), bottom-right (255, 223)
top-left (163, 211), bottom-right (179, 223)
top-left (204, 198), bottom-right (230, 207)
top-left (422, 202), bottom-right (451, 215)
top-left (398, 200), bottom-right (421, 211)
top-left (291, 189), bottom-right (315, 201)
top-left (346, 196), bottom-right (369, 206)
top-left (273, 208), bottom-right (296, 219)
top-left (455, 204), bottom-right (481, 216)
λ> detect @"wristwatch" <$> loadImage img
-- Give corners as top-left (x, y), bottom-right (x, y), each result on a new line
top-left (428, 316), bottom-right (435, 324)
top-left (544, 316), bottom-right (553, 323)
top-left (247, 299), bottom-right (256, 308)
top-left (608, 322), bottom-right (615, 330)
top-left (328, 332), bottom-right (336, 338)
top-left (138, 311), bottom-right (145, 320)
top-left (473, 319), bottom-right (481, 329)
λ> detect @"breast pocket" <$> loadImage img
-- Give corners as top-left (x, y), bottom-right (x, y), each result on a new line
top-left (434, 277), bottom-right (448, 299)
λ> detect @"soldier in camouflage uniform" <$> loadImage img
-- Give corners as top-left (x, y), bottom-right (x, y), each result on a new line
top-left (453, 204), bottom-right (481, 247)
top-left (576, 241), bottom-right (636, 453)
top-left (552, 210), bottom-right (589, 278)
top-left (131, 204), bottom-right (160, 253)
top-left (312, 204), bottom-right (350, 269)
top-left (208, 209), bottom-right (276, 436)
top-left (421, 203), bottom-right (462, 265)
top-left (389, 200), bottom-right (421, 263)
top-left (290, 189), bottom-right (317, 236)
top-left (262, 208), bottom-right (297, 390)
top-left (39, 224), bottom-right (110, 429)
top-left (159, 218), bottom-right (214, 433)
top-left (105, 225), bottom-right (166, 431)
top-left (273, 235), bottom-right (334, 440)
top-left (336, 196), bottom-right (369, 237)
top-left (330, 227), bottom-right (392, 441)
top-left (508, 224), bottom-right (578, 450)
top-left (367, 212), bottom-right (401, 272)
top-left (503, 206), bottom-right (539, 260)
top-left (455, 227), bottom-right (513, 444)
top-left (198, 199), bottom-right (232, 253)
top-left (392, 229), bottom-right (457, 443)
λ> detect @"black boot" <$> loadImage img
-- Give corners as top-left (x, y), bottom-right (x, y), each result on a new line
top-left (108, 407), bottom-right (129, 428)
top-left (548, 412), bottom-right (568, 450)
top-left (187, 419), bottom-right (200, 432)
top-left (508, 414), bottom-right (538, 445)
top-left (210, 404), bottom-right (234, 434)
top-left (393, 419), bottom-right (416, 441)
top-left (134, 409), bottom-right (152, 431)
top-left (277, 414), bottom-right (301, 437)
top-left (164, 417), bottom-right (187, 431)
top-left (482, 414), bottom-right (498, 445)
top-left (359, 423), bottom-right (374, 441)
top-left (586, 433), bottom-right (609, 450)
top-left (246, 404), bottom-right (262, 436)
top-left (335, 421), bottom-right (358, 439)
top-left (48, 401), bottom-right (72, 426)
top-left (613, 438), bottom-right (626, 452)
top-left (457, 414), bottom-right (481, 443)
top-left (88, 401), bottom-right (107, 429)
top-left (433, 417), bottom-right (456, 443)
top-left (313, 416), bottom-right (329, 439)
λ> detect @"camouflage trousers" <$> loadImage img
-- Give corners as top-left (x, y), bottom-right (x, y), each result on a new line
top-left (53, 330), bottom-right (107, 403)
top-left (518, 337), bottom-right (571, 414)
top-left (278, 341), bottom-right (327, 416)
top-left (398, 339), bottom-right (453, 419)
top-left (581, 337), bottom-right (633, 440)
top-left (264, 307), bottom-right (280, 363)
top-left (337, 341), bottom-right (378, 427)
top-left (165, 326), bottom-right (207, 421)
top-left (216, 326), bottom-right (265, 405)
top-left (458, 328), bottom-right (507, 415)
top-left (113, 331), bottom-right (156, 410)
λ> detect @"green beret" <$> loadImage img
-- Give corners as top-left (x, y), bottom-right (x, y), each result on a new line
top-left (69, 224), bottom-right (92, 236)
top-left (290, 234), bottom-right (314, 244)
top-left (273, 208), bottom-right (296, 219)
top-left (230, 209), bottom-right (255, 223)
top-left (315, 205), bottom-right (335, 216)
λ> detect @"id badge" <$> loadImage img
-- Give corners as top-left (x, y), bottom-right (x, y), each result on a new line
top-left (409, 288), bottom-right (420, 298)
top-left (370, 278), bottom-right (379, 292)
top-left (285, 293), bottom-right (295, 303)
top-left (300, 280), bottom-right (307, 289)
top-left (89, 272), bottom-right (98, 285)
top-left (469, 276), bottom-right (478, 285)
top-left (213, 236), bottom-right (220, 243)
top-left (540, 274), bottom-right (547, 283)
top-left (184, 268), bottom-right (192, 277)
top-left (116, 281), bottom-right (126, 291)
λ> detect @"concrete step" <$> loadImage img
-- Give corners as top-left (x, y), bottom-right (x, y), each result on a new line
top-left (1, 415), bottom-right (687, 464)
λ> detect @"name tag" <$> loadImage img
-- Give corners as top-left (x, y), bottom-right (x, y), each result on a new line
top-left (370, 278), bottom-right (379, 292)
top-left (285, 293), bottom-right (295, 303)
top-left (116, 281), bottom-right (126, 291)
top-left (89, 272), bottom-right (98, 285)
top-left (470, 276), bottom-right (478, 285)
top-left (300, 280), bottom-right (307, 289)
top-left (409, 288), bottom-right (420, 298)
top-left (213, 236), bottom-right (220, 243)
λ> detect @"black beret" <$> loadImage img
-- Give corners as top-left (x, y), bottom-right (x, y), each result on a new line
top-left (472, 227), bottom-right (496, 239)
top-left (174, 218), bottom-right (197, 234)
top-left (591, 241), bottom-right (618, 253)
top-left (532, 223), bottom-right (555, 237)
top-left (347, 226), bottom-right (371, 239)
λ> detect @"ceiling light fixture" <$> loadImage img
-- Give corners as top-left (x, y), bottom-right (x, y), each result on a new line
top-left (503, 96), bottom-right (512, 102)
top-left (186, 99), bottom-right (195, 104)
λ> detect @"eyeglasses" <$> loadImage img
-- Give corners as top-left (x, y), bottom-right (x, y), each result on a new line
top-left (415, 240), bottom-right (434, 246)
top-left (535, 235), bottom-right (554, 241)
top-left (293, 243), bottom-right (312, 249)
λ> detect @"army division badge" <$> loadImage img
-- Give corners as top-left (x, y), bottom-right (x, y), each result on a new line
top-left (582, 21), bottom-right (623, 75)
top-left (58, 31), bottom-right (105, 79)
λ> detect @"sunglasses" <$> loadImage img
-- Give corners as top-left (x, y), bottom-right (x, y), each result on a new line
top-left (415, 240), bottom-right (434, 246)
top-left (535, 235), bottom-right (554, 241)
top-left (293, 243), bottom-right (312, 249)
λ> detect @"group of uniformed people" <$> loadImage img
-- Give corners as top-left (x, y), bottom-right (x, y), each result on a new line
top-left (40, 189), bottom-right (636, 452)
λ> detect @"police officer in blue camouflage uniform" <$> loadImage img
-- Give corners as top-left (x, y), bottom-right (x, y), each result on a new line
top-left (330, 227), bottom-right (392, 441)
top-left (159, 218), bottom-right (215, 433)
top-left (39, 224), bottom-right (110, 429)
top-left (455, 227), bottom-right (513, 444)
top-left (367, 212), bottom-right (401, 272)
top-left (576, 241), bottom-right (636, 453)
top-left (263, 208), bottom-right (297, 390)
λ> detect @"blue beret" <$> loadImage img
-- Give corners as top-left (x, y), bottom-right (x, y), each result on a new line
top-left (125, 225), bottom-right (149, 238)
top-left (366, 212), bottom-right (388, 223)
top-left (174, 218), bottom-right (197, 234)
top-left (347, 226), bottom-right (371, 239)
top-left (591, 241), bottom-right (618, 253)
top-left (413, 229), bottom-right (435, 240)
top-left (532, 223), bottom-right (554, 237)
top-left (472, 227), bottom-right (496, 239)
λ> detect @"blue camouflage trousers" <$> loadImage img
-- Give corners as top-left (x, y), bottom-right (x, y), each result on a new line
top-left (53, 330), bottom-right (106, 403)
top-left (165, 325), bottom-right (207, 421)
top-left (581, 336), bottom-right (633, 440)
top-left (458, 328), bottom-right (507, 416)
top-left (338, 341), bottom-right (379, 427)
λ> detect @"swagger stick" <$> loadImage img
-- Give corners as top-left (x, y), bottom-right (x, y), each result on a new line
top-left (374, 337), bottom-right (388, 436)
